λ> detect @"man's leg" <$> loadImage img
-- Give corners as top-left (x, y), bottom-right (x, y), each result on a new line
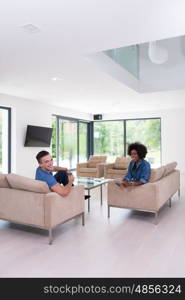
top-left (54, 170), bottom-right (90, 201)
top-left (54, 170), bottom-right (69, 186)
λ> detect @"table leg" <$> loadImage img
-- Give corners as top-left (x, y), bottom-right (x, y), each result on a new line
top-left (88, 190), bottom-right (90, 212)
top-left (100, 184), bottom-right (103, 205)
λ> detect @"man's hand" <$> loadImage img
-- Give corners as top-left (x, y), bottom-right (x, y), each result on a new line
top-left (68, 175), bottom-right (74, 185)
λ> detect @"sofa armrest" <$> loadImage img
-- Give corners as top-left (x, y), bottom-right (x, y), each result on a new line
top-left (44, 185), bottom-right (85, 227)
top-left (152, 170), bottom-right (180, 210)
top-left (104, 163), bottom-right (115, 178)
top-left (104, 163), bottom-right (114, 171)
top-left (97, 163), bottom-right (106, 177)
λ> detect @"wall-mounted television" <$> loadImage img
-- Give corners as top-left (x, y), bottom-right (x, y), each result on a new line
top-left (24, 125), bottom-right (52, 147)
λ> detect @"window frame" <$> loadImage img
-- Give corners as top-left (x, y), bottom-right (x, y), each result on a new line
top-left (0, 106), bottom-right (11, 173)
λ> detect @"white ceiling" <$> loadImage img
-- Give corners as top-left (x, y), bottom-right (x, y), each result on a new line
top-left (1, 0), bottom-right (185, 114)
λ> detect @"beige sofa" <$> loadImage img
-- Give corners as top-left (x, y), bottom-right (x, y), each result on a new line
top-left (107, 162), bottom-right (180, 224)
top-left (77, 155), bottom-right (107, 178)
top-left (0, 173), bottom-right (85, 244)
top-left (104, 157), bottom-right (131, 179)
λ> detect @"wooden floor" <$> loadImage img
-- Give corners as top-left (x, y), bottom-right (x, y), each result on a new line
top-left (0, 179), bottom-right (185, 278)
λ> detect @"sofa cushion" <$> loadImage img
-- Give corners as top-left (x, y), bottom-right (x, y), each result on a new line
top-left (149, 166), bottom-right (165, 183)
top-left (6, 173), bottom-right (50, 193)
top-left (114, 157), bottom-right (130, 169)
top-left (0, 174), bottom-right (10, 188)
top-left (88, 161), bottom-right (99, 168)
top-left (80, 167), bottom-right (96, 173)
top-left (163, 162), bottom-right (177, 176)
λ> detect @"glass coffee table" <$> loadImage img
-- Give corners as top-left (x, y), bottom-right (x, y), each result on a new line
top-left (75, 177), bottom-right (110, 212)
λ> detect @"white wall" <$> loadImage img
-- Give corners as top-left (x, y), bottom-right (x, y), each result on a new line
top-left (103, 108), bottom-right (185, 174)
top-left (0, 93), bottom-right (91, 178)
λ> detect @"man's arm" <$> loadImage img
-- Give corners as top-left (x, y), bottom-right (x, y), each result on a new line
top-left (52, 166), bottom-right (68, 172)
top-left (50, 175), bottom-right (74, 196)
top-left (50, 183), bottom-right (72, 197)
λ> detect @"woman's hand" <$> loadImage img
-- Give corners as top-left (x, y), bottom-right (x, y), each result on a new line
top-left (122, 180), bottom-right (130, 187)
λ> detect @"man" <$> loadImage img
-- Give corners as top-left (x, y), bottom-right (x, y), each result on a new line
top-left (35, 150), bottom-right (74, 197)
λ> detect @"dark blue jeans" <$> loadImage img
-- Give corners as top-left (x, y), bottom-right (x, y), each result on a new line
top-left (54, 170), bottom-right (89, 199)
top-left (54, 170), bottom-right (69, 186)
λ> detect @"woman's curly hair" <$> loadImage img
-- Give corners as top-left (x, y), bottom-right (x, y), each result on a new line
top-left (127, 142), bottom-right (148, 159)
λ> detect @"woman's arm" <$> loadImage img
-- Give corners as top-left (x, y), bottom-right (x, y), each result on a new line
top-left (139, 162), bottom-right (151, 184)
top-left (123, 161), bottom-right (132, 181)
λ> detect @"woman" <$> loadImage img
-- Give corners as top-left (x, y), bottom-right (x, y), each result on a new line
top-left (118, 142), bottom-right (151, 187)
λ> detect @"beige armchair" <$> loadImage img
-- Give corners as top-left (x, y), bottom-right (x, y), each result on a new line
top-left (77, 155), bottom-right (107, 178)
top-left (0, 173), bottom-right (85, 244)
top-left (104, 157), bottom-right (131, 179)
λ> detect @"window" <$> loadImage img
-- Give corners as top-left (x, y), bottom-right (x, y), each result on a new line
top-left (126, 118), bottom-right (161, 167)
top-left (94, 121), bottom-right (124, 162)
top-left (0, 107), bottom-right (11, 173)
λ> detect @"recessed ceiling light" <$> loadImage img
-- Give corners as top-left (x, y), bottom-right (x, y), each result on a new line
top-left (21, 23), bottom-right (40, 34)
top-left (51, 77), bottom-right (63, 81)
top-left (112, 101), bottom-right (121, 106)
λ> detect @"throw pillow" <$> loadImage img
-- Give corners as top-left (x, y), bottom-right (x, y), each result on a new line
top-left (149, 166), bottom-right (165, 183)
top-left (163, 162), bottom-right (177, 176)
top-left (6, 173), bottom-right (50, 193)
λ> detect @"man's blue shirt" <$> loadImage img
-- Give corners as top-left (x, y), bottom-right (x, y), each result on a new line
top-left (124, 159), bottom-right (151, 183)
top-left (35, 167), bottom-right (57, 188)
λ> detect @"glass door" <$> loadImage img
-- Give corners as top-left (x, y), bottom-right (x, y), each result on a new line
top-left (79, 122), bottom-right (88, 162)
top-left (58, 119), bottom-right (77, 169)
